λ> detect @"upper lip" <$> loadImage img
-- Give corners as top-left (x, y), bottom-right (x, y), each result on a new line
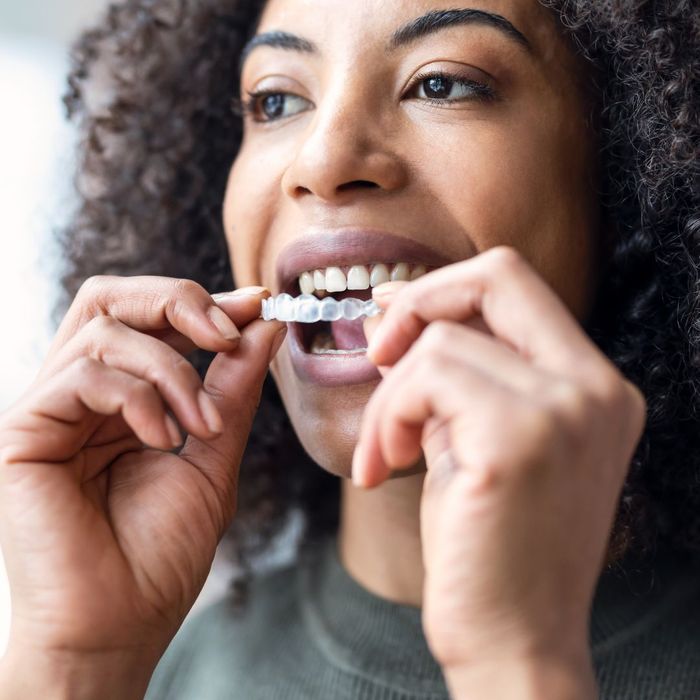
top-left (275, 228), bottom-right (456, 295)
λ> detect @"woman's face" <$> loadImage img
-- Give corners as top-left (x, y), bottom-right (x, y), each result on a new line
top-left (224, 0), bottom-right (600, 476)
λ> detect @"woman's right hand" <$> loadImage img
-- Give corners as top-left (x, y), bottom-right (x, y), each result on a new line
top-left (0, 276), bottom-right (286, 699)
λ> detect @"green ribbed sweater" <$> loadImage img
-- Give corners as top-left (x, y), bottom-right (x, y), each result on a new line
top-left (145, 538), bottom-right (700, 699)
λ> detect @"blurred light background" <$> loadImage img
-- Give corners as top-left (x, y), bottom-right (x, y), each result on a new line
top-left (0, 0), bottom-right (246, 656)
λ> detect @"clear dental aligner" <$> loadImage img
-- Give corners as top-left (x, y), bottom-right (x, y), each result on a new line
top-left (261, 294), bottom-right (383, 322)
top-left (262, 262), bottom-right (430, 322)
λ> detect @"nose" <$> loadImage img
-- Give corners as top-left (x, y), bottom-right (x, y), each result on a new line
top-left (281, 94), bottom-right (408, 202)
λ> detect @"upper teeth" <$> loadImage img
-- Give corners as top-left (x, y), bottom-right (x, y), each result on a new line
top-left (299, 263), bottom-right (427, 296)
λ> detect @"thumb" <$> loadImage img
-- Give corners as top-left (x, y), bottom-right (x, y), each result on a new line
top-left (363, 314), bottom-right (390, 378)
top-left (180, 318), bottom-right (286, 516)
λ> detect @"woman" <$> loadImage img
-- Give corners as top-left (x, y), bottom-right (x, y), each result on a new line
top-left (0, 0), bottom-right (698, 697)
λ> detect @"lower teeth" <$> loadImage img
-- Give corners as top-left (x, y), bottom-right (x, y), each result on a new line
top-left (311, 348), bottom-right (368, 355)
top-left (310, 331), bottom-right (366, 355)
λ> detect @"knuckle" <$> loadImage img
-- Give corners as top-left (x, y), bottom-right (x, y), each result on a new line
top-left (167, 281), bottom-right (202, 323)
top-left (546, 379), bottom-right (592, 424)
top-left (74, 276), bottom-right (121, 310)
top-left (201, 382), bottom-right (227, 404)
top-left (586, 368), bottom-right (644, 423)
top-left (485, 245), bottom-right (524, 271)
top-left (68, 356), bottom-right (105, 385)
top-left (169, 352), bottom-right (197, 378)
top-left (172, 278), bottom-right (203, 299)
top-left (157, 352), bottom-right (200, 389)
top-left (419, 320), bottom-right (455, 354)
top-left (468, 449), bottom-right (511, 489)
top-left (77, 315), bottom-right (121, 358)
top-left (126, 378), bottom-right (156, 405)
top-left (71, 356), bottom-right (101, 377)
top-left (478, 403), bottom-right (559, 481)
top-left (86, 314), bottom-right (119, 334)
top-left (76, 275), bottom-right (109, 299)
top-left (72, 277), bottom-right (117, 326)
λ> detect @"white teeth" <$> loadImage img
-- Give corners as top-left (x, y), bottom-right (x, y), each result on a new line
top-left (313, 269), bottom-right (326, 290)
top-left (297, 262), bottom-right (430, 296)
top-left (299, 271), bottom-right (315, 295)
top-left (391, 263), bottom-right (410, 281)
top-left (325, 267), bottom-right (347, 293)
top-left (410, 264), bottom-right (426, 281)
top-left (347, 265), bottom-right (370, 290)
top-left (370, 263), bottom-right (390, 287)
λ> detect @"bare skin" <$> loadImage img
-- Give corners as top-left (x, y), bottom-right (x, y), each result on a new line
top-left (227, 0), bottom-right (601, 626)
top-left (0, 1), bottom-right (647, 699)
top-left (225, 0), bottom-right (644, 694)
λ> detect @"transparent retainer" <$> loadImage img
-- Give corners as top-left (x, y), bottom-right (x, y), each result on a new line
top-left (261, 294), bottom-right (383, 323)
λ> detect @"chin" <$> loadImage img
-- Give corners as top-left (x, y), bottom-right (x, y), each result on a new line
top-left (272, 353), bottom-right (380, 478)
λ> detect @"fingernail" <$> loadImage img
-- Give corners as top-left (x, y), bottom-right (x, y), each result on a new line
top-left (366, 323), bottom-right (388, 361)
top-left (198, 389), bottom-right (223, 434)
top-left (164, 415), bottom-right (182, 447)
top-left (211, 287), bottom-right (269, 302)
top-left (269, 325), bottom-right (288, 361)
top-left (351, 446), bottom-right (366, 487)
top-left (208, 306), bottom-right (241, 341)
top-left (372, 281), bottom-right (405, 298)
top-left (231, 286), bottom-right (269, 297)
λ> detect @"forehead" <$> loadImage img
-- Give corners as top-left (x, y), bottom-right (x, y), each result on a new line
top-left (255, 0), bottom-right (559, 56)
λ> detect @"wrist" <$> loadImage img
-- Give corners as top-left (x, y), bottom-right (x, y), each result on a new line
top-left (0, 641), bottom-right (162, 700)
top-left (443, 651), bottom-right (598, 700)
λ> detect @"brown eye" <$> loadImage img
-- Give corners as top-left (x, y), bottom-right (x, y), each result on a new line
top-left (409, 72), bottom-right (495, 103)
top-left (423, 76), bottom-right (453, 99)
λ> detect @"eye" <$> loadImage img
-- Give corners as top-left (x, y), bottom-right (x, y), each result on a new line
top-left (407, 72), bottom-right (495, 103)
top-left (237, 90), bottom-right (313, 123)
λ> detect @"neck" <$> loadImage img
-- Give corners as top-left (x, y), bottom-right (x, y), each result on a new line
top-left (338, 471), bottom-right (425, 607)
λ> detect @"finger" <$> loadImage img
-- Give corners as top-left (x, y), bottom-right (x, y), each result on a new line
top-left (367, 246), bottom-right (603, 381)
top-left (152, 287), bottom-right (270, 355)
top-left (388, 320), bottom-right (555, 395)
top-left (48, 316), bottom-right (226, 440)
top-left (2, 357), bottom-right (180, 466)
top-left (179, 319), bottom-right (287, 518)
top-left (354, 337), bottom-right (518, 488)
top-left (49, 277), bottom-right (270, 364)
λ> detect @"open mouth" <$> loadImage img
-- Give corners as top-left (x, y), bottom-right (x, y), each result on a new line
top-left (273, 229), bottom-right (455, 386)
top-left (287, 263), bottom-right (428, 356)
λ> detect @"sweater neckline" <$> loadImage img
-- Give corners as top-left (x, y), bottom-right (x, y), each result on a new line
top-left (297, 536), bottom-right (699, 689)
top-left (298, 537), bottom-right (448, 696)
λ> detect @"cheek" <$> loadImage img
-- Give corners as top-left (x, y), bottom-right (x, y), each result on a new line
top-left (416, 111), bottom-right (597, 319)
top-left (223, 149), bottom-right (282, 288)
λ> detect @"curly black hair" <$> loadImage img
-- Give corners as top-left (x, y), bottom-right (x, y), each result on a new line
top-left (57, 0), bottom-right (699, 596)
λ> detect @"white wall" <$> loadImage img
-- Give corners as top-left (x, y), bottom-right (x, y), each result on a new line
top-left (0, 0), bottom-right (112, 655)
top-left (0, 0), bottom-right (256, 658)
top-left (0, 3), bottom-right (113, 412)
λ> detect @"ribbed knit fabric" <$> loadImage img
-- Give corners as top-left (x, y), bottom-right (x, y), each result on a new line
top-left (145, 538), bottom-right (700, 699)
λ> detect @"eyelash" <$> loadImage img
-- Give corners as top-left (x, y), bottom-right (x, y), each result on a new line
top-left (410, 70), bottom-right (496, 104)
top-left (231, 90), bottom-right (296, 122)
top-left (231, 70), bottom-right (496, 123)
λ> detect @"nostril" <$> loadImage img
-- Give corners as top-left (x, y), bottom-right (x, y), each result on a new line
top-left (338, 180), bottom-right (379, 192)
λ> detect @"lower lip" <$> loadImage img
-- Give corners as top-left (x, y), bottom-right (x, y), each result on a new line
top-left (286, 322), bottom-right (381, 387)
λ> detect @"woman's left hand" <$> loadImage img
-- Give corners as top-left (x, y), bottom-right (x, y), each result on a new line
top-left (355, 246), bottom-right (647, 698)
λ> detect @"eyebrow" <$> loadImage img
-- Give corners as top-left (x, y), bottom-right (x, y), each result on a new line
top-left (239, 7), bottom-right (532, 74)
top-left (239, 31), bottom-right (316, 74)
top-left (389, 9), bottom-right (532, 53)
